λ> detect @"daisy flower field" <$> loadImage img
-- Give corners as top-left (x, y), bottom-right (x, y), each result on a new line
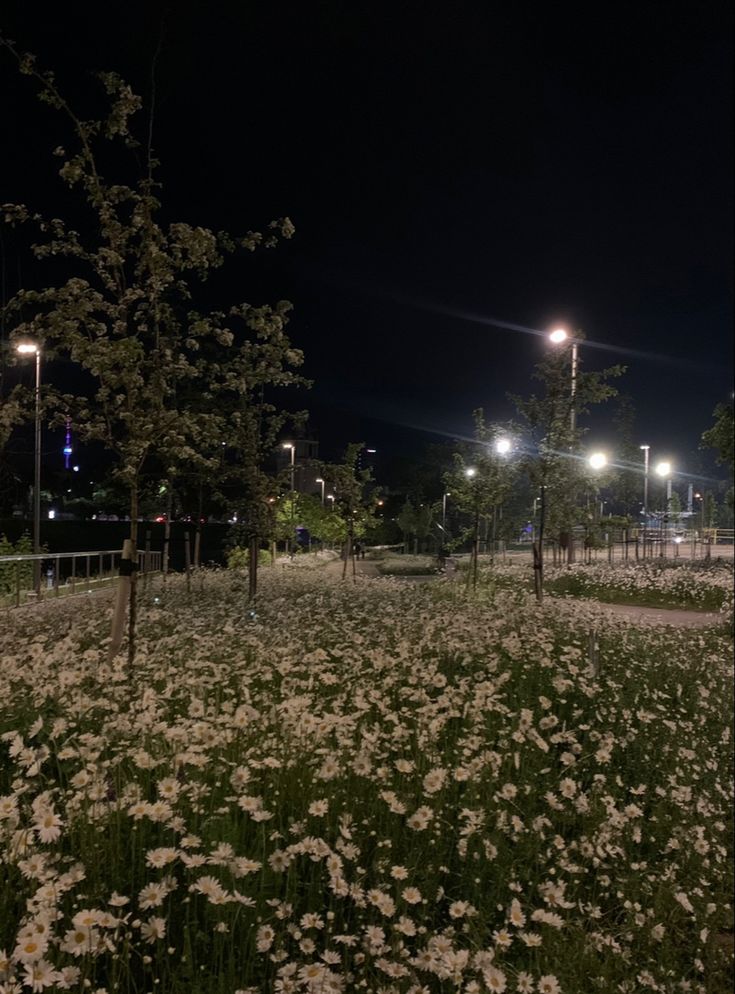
top-left (0, 564), bottom-right (732, 993)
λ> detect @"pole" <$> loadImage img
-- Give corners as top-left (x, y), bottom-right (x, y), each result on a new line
top-left (642, 446), bottom-right (649, 520)
top-left (33, 349), bottom-right (42, 597)
top-left (289, 446), bottom-right (295, 559)
top-left (570, 341), bottom-right (578, 433)
top-left (442, 493), bottom-right (448, 531)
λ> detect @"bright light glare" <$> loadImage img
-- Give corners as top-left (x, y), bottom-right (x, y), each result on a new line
top-left (673, 536), bottom-right (683, 544)
top-left (588, 452), bottom-right (607, 470)
top-left (549, 328), bottom-right (568, 344)
top-left (465, 467), bottom-right (477, 478)
top-left (655, 461), bottom-right (671, 477)
top-left (16, 342), bottom-right (39, 354)
top-left (282, 442), bottom-right (293, 449)
top-left (495, 438), bottom-right (511, 455)
top-left (315, 477), bottom-right (324, 483)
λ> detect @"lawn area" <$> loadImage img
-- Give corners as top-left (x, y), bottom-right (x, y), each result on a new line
top-left (0, 567), bottom-right (732, 993)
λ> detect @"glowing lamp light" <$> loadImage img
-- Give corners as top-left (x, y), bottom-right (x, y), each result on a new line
top-left (655, 461), bottom-right (672, 478)
top-left (63, 445), bottom-right (73, 456)
top-left (673, 536), bottom-right (683, 544)
top-left (48, 509), bottom-right (56, 519)
top-left (588, 452), bottom-right (607, 470)
top-left (549, 328), bottom-right (568, 344)
top-left (465, 467), bottom-right (477, 478)
top-left (72, 465), bottom-right (79, 472)
top-left (282, 442), bottom-right (294, 450)
top-left (16, 342), bottom-right (39, 354)
top-left (315, 477), bottom-right (324, 483)
top-left (495, 438), bottom-right (511, 455)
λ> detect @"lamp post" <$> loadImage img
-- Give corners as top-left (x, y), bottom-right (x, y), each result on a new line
top-left (16, 341), bottom-right (42, 596)
top-left (639, 444), bottom-right (650, 522)
top-left (655, 460), bottom-right (672, 557)
top-left (549, 327), bottom-right (579, 432)
top-left (465, 467), bottom-right (480, 588)
top-left (315, 477), bottom-right (325, 506)
top-left (282, 443), bottom-right (295, 556)
top-left (442, 492), bottom-right (451, 531)
top-left (326, 493), bottom-right (335, 511)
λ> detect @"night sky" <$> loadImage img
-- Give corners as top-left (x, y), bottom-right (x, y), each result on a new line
top-left (2, 1), bottom-right (732, 481)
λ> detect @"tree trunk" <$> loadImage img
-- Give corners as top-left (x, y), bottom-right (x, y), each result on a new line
top-left (184, 530), bottom-right (192, 594)
top-left (162, 483), bottom-right (172, 580)
top-left (248, 535), bottom-right (258, 602)
top-left (472, 507), bottom-right (480, 590)
top-left (343, 528), bottom-right (353, 581)
top-left (194, 483), bottom-right (203, 568)
top-left (533, 485), bottom-right (546, 603)
top-left (127, 481), bottom-right (139, 666)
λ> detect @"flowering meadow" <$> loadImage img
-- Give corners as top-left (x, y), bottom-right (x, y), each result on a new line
top-left (0, 565), bottom-right (733, 994)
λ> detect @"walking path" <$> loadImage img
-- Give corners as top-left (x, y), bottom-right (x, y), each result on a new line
top-left (582, 601), bottom-right (723, 628)
top-left (330, 562), bottom-right (727, 629)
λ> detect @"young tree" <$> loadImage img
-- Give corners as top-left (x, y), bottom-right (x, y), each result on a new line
top-left (1, 40), bottom-right (301, 655)
top-left (511, 338), bottom-right (624, 601)
top-left (701, 398), bottom-right (734, 471)
top-left (319, 443), bottom-right (375, 579)
top-left (445, 410), bottom-right (517, 589)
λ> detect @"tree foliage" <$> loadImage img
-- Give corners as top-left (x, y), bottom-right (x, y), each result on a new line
top-left (701, 399), bottom-right (734, 471)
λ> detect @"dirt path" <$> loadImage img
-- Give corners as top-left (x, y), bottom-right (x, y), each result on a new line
top-left (586, 601), bottom-right (724, 628)
top-left (321, 558), bottom-right (380, 580)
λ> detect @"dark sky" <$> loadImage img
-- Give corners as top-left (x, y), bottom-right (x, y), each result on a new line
top-left (2, 1), bottom-right (733, 480)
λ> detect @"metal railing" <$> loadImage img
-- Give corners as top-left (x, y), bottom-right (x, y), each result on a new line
top-left (0, 549), bottom-right (162, 608)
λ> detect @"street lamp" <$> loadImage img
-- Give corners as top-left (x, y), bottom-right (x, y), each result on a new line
top-left (548, 327), bottom-right (579, 432)
top-left (16, 341), bottom-right (42, 596)
top-left (282, 443), bottom-right (296, 555)
top-left (326, 493), bottom-right (335, 511)
top-left (655, 461), bottom-right (673, 555)
top-left (315, 477), bottom-right (325, 506)
top-left (464, 467), bottom-right (477, 478)
top-left (442, 492), bottom-right (451, 530)
top-left (640, 444), bottom-right (650, 520)
top-left (495, 437), bottom-right (511, 455)
top-left (588, 452), bottom-right (607, 470)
